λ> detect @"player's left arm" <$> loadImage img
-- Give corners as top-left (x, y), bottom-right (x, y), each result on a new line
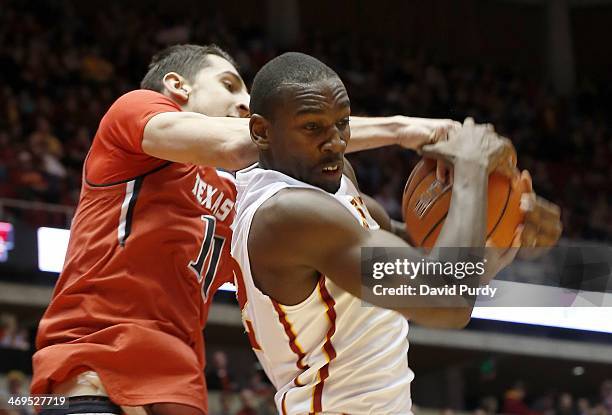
top-left (346, 116), bottom-right (460, 153)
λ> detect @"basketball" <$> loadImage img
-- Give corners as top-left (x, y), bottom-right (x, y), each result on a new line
top-left (402, 158), bottom-right (525, 248)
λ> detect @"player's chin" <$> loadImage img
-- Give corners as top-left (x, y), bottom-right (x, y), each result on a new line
top-left (317, 176), bottom-right (342, 194)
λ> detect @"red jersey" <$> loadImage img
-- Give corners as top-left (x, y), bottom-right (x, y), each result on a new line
top-left (31, 90), bottom-right (237, 413)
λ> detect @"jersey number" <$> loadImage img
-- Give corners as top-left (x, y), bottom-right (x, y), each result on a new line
top-left (189, 215), bottom-right (225, 302)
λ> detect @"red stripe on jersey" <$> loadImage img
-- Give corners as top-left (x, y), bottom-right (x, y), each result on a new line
top-left (350, 197), bottom-right (370, 229)
top-left (281, 391), bottom-right (288, 415)
top-left (271, 299), bottom-right (309, 371)
top-left (245, 319), bottom-right (261, 351)
top-left (312, 278), bottom-right (338, 413)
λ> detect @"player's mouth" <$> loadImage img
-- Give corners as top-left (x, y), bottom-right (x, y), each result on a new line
top-left (320, 160), bottom-right (343, 177)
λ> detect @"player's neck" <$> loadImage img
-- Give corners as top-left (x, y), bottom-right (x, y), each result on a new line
top-left (258, 154), bottom-right (274, 171)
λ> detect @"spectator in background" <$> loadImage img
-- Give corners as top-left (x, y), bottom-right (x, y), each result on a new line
top-left (13, 151), bottom-right (49, 202)
top-left (478, 396), bottom-right (499, 415)
top-left (0, 314), bottom-right (30, 351)
top-left (601, 380), bottom-right (612, 414)
top-left (576, 398), bottom-right (591, 415)
top-left (503, 382), bottom-right (540, 415)
top-left (5, 371), bottom-right (34, 415)
top-left (205, 351), bottom-right (236, 393)
top-left (0, 314), bottom-right (18, 348)
top-left (255, 393), bottom-right (277, 415)
top-left (247, 368), bottom-right (273, 398)
top-left (591, 404), bottom-right (609, 415)
top-left (235, 389), bottom-right (257, 415)
top-left (557, 392), bottom-right (578, 415)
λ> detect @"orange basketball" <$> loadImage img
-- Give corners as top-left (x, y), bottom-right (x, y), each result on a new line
top-left (402, 158), bottom-right (525, 248)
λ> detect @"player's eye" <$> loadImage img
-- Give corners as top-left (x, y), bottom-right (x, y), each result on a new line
top-left (304, 122), bottom-right (321, 131)
top-left (223, 80), bottom-right (234, 92)
top-left (336, 118), bottom-right (350, 130)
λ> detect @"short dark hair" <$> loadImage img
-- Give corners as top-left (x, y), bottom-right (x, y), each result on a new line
top-left (140, 44), bottom-right (236, 92)
top-left (250, 52), bottom-right (341, 119)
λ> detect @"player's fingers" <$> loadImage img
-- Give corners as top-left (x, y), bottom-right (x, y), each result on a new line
top-left (520, 192), bottom-right (536, 213)
top-left (420, 143), bottom-right (451, 161)
top-left (503, 138), bottom-right (518, 167)
top-left (490, 138), bottom-right (517, 178)
top-left (493, 147), bottom-right (519, 178)
top-left (535, 196), bottom-right (561, 219)
top-left (536, 233), bottom-right (561, 247)
top-left (528, 210), bottom-right (561, 232)
top-left (496, 161), bottom-right (519, 179)
top-left (521, 223), bottom-right (538, 248)
top-left (524, 198), bottom-right (560, 228)
top-left (512, 225), bottom-right (524, 247)
top-left (463, 117), bottom-right (475, 128)
top-left (523, 201), bottom-right (542, 224)
top-left (437, 122), bottom-right (454, 140)
top-left (436, 160), bottom-right (450, 183)
top-left (536, 223), bottom-right (563, 246)
top-left (519, 170), bottom-right (533, 194)
top-left (428, 129), bottom-right (438, 144)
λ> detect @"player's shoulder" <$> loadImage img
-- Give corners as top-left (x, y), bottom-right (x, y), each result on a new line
top-left (99, 89), bottom-right (181, 132)
top-left (111, 89), bottom-right (178, 109)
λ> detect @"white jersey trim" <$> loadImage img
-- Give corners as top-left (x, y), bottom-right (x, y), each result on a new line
top-left (117, 179), bottom-right (135, 246)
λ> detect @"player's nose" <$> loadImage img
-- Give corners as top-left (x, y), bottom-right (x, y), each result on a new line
top-left (321, 132), bottom-right (347, 154)
top-left (236, 92), bottom-right (250, 118)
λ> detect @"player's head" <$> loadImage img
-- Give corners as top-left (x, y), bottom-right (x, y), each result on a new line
top-left (141, 44), bottom-right (249, 118)
top-left (249, 52), bottom-right (350, 193)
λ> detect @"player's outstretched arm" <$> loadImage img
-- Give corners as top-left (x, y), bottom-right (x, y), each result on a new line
top-left (346, 116), bottom-right (460, 153)
top-left (141, 113), bottom-right (457, 171)
top-left (142, 112), bottom-right (257, 170)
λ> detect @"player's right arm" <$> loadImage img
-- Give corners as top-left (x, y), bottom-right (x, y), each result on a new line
top-left (87, 90), bottom-right (257, 184)
top-left (251, 185), bottom-right (483, 328)
top-left (142, 111), bottom-right (256, 170)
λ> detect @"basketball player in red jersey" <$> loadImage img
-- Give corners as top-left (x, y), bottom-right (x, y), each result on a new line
top-left (31, 44), bottom-right (464, 415)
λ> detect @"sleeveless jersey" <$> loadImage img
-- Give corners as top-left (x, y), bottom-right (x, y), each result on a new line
top-left (31, 90), bottom-right (236, 413)
top-left (231, 165), bottom-right (413, 415)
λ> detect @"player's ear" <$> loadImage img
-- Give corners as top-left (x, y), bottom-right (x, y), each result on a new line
top-left (162, 72), bottom-right (191, 104)
top-left (249, 114), bottom-right (270, 150)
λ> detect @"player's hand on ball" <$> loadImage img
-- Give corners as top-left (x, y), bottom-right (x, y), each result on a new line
top-left (422, 118), bottom-right (515, 176)
top-left (420, 118), bottom-right (517, 178)
top-left (516, 170), bottom-right (562, 259)
top-left (398, 117), bottom-right (460, 150)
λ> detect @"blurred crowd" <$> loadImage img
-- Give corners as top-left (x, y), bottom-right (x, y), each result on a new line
top-left (470, 380), bottom-right (612, 415)
top-left (0, 313), bottom-right (29, 351)
top-left (0, 1), bottom-right (610, 240)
